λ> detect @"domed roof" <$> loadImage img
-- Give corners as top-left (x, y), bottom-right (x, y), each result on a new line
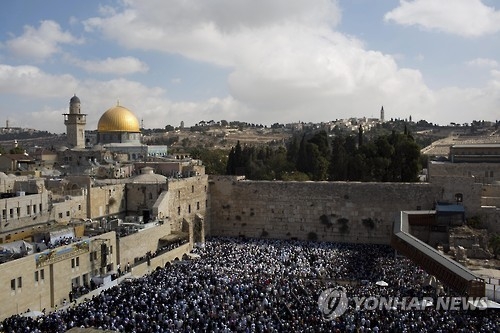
top-left (97, 105), bottom-right (140, 133)
top-left (131, 167), bottom-right (167, 183)
top-left (70, 94), bottom-right (80, 103)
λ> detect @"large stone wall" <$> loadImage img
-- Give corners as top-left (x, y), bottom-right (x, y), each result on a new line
top-left (166, 175), bottom-right (209, 235)
top-left (118, 223), bottom-right (171, 267)
top-left (129, 243), bottom-right (192, 277)
top-left (429, 161), bottom-right (500, 184)
top-left (209, 177), bottom-right (445, 244)
top-left (88, 184), bottom-right (127, 219)
top-left (429, 176), bottom-right (483, 215)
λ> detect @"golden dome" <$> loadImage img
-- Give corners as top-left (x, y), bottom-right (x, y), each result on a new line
top-left (97, 105), bottom-right (140, 132)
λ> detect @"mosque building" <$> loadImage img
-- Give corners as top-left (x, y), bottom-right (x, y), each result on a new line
top-left (94, 102), bottom-right (148, 161)
top-left (61, 95), bottom-right (168, 175)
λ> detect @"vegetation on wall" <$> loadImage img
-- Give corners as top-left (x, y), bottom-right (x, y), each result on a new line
top-left (337, 218), bottom-right (350, 234)
top-left (308, 231), bottom-right (318, 241)
top-left (489, 234), bottom-right (500, 259)
top-left (362, 218), bottom-right (376, 230)
top-left (467, 215), bottom-right (483, 229)
top-left (320, 214), bottom-right (333, 228)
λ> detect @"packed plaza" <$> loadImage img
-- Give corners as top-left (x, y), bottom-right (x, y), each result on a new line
top-left (1, 236), bottom-right (499, 332)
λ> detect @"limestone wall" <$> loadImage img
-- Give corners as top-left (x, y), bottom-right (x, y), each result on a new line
top-left (52, 195), bottom-right (87, 223)
top-left (129, 243), bottom-right (191, 277)
top-left (0, 191), bottom-right (50, 241)
top-left (166, 175), bottom-right (209, 235)
top-left (118, 223), bottom-right (171, 267)
top-left (126, 181), bottom-right (168, 217)
top-left (208, 177), bottom-right (444, 245)
top-left (482, 184), bottom-right (500, 197)
top-left (88, 184), bottom-right (126, 219)
top-left (429, 161), bottom-right (500, 184)
top-left (423, 176), bottom-right (483, 215)
top-left (476, 206), bottom-right (500, 233)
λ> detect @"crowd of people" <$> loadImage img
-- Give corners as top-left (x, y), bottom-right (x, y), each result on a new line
top-left (35, 236), bottom-right (80, 252)
top-left (2, 236), bottom-right (499, 332)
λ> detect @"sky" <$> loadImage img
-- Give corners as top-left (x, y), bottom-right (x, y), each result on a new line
top-left (0, 0), bottom-right (500, 134)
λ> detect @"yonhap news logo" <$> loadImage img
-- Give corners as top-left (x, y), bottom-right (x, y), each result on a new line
top-left (317, 287), bottom-right (349, 320)
top-left (318, 289), bottom-right (489, 321)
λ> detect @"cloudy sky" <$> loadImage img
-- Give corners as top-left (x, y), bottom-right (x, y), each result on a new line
top-left (1, 0), bottom-right (499, 133)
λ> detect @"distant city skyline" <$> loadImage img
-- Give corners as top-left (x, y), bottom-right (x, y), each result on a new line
top-left (1, 0), bottom-right (499, 133)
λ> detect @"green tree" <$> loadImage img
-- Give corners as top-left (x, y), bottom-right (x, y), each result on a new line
top-left (306, 143), bottom-right (329, 180)
top-left (226, 147), bottom-right (236, 175)
top-left (489, 234), bottom-right (500, 259)
top-left (308, 130), bottom-right (330, 159)
top-left (9, 146), bottom-right (25, 154)
top-left (286, 136), bottom-right (300, 166)
top-left (373, 136), bottom-right (394, 181)
top-left (358, 125), bottom-right (364, 147)
top-left (296, 134), bottom-right (309, 173)
top-left (189, 147), bottom-right (228, 175)
top-left (390, 132), bottom-right (420, 182)
top-left (329, 136), bottom-right (349, 181)
top-left (281, 171), bottom-right (310, 181)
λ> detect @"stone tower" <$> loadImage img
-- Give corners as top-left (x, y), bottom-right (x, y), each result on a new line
top-left (63, 95), bottom-right (87, 148)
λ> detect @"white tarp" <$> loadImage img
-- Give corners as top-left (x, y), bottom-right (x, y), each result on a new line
top-left (0, 240), bottom-right (33, 254)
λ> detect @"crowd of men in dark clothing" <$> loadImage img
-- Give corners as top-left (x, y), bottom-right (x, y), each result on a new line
top-left (1, 237), bottom-right (499, 332)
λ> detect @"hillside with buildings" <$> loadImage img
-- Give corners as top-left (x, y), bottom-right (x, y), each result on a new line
top-left (0, 96), bottom-right (500, 323)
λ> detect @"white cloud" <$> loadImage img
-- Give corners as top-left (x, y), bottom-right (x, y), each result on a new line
top-left (384, 0), bottom-right (500, 37)
top-left (431, 84), bottom-right (500, 123)
top-left (0, 64), bottom-right (78, 97)
top-left (80, 0), bottom-right (439, 122)
top-left (6, 20), bottom-right (82, 61)
top-left (66, 56), bottom-right (149, 74)
top-left (3, 0), bottom-right (500, 133)
top-left (492, 69), bottom-right (500, 80)
top-left (0, 63), bottom-right (240, 132)
top-left (466, 58), bottom-right (499, 68)
top-left (83, 0), bottom-right (342, 66)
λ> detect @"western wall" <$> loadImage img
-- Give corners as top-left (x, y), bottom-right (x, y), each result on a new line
top-left (208, 176), bottom-right (448, 244)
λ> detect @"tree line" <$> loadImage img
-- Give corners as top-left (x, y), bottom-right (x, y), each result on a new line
top-left (224, 128), bottom-right (423, 182)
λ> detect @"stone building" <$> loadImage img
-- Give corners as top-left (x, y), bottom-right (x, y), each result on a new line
top-left (0, 154), bottom-right (37, 175)
top-left (0, 231), bottom-right (117, 317)
top-left (0, 168), bottom-right (204, 320)
top-left (0, 176), bottom-right (50, 243)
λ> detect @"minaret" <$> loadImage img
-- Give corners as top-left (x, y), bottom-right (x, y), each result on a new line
top-left (63, 94), bottom-right (87, 148)
top-left (380, 106), bottom-right (385, 123)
